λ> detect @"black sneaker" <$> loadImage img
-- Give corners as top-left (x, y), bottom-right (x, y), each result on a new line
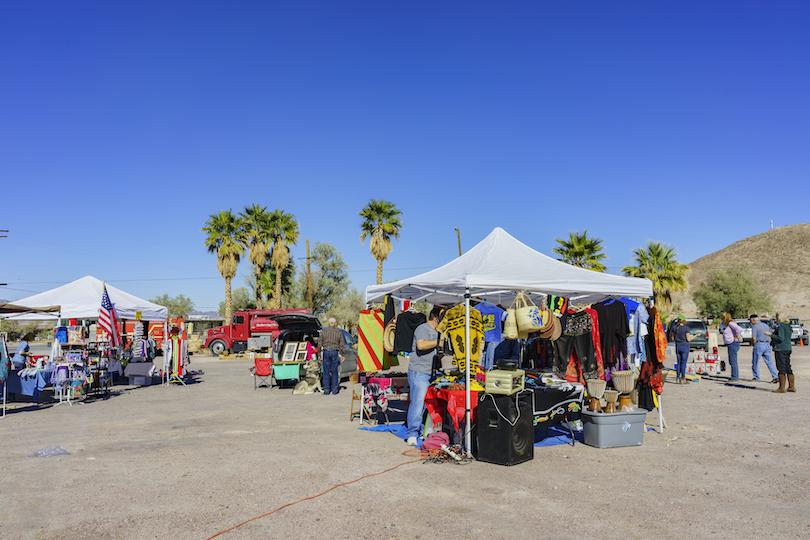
top-left (770, 378), bottom-right (779, 384)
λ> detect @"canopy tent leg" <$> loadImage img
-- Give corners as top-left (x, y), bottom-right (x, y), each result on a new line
top-left (464, 290), bottom-right (472, 458)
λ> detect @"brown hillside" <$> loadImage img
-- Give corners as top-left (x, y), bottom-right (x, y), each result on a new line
top-left (672, 223), bottom-right (810, 319)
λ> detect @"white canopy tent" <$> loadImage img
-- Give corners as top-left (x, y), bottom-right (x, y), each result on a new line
top-left (365, 227), bottom-right (654, 456)
top-left (3, 276), bottom-right (168, 321)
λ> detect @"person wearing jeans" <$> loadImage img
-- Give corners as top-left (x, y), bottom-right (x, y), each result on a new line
top-left (318, 318), bottom-right (345, 395)
top-left (750, 314), bottom-right (778, 383)
top-left (673, 316), bottom-right (697, 384)
top-left (404, 307), bottom-right (442, 446)
top-left (720, 312), bottom-right (743, 381)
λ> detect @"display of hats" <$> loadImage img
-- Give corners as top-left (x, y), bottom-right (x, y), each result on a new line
top-left (383, 319), bottom-right (396, 353)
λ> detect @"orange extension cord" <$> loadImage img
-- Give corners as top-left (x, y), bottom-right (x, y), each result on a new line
top-left (206, 450), bottom-right (440, 539)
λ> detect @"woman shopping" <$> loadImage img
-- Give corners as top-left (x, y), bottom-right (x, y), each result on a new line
top-left (11, 332), bottom-right (34, 369)
top-left (720, 313), bottom-right (743, 382)
top-left (770, 313), bottom-right (795, 393)
top-left (673, 316), bottom-right (697, 384)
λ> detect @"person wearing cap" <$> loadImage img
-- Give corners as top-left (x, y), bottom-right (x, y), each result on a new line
top-left (404, 306), bottom-right (442, 446)
top-left (12, 332), bottom-right (34, 369)
top-left (319, 318), bottom-right (345, 395)
top-left (749, 314), bottom-right (778, 383)
top-left (673, 316), bottom-right (698, 384)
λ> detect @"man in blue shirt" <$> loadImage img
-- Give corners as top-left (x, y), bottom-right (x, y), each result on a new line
top-left (404, 307), bottom-right (442, 446)
top-left (750, 314), bottom-right (778, 383)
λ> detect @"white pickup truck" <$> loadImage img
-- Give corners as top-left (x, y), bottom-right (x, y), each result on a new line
top-left (788, 317), bottom-right (806, 345)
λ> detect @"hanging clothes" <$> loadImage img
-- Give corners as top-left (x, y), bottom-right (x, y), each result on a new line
top-left (392, 311), bottom-right (426, 355)
top-left (441, 303), bottom-right (485, 374)
top-left (592, 299), bottom-right (629, 369)
top-left (476, 303), bottom-right (507, 343)
top-left (554, 309), bottom-right (604, 382)
top-left (637, 306), bottom-right (666, 411)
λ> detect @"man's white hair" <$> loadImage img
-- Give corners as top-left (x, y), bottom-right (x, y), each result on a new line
top-left (328, 317), bottom-right (337, 325)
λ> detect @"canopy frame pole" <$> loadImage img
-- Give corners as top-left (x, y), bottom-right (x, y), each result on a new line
top-left (464, 289), bottom-right (472, 457)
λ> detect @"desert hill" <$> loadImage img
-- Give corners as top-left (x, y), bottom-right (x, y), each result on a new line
top-left (672, 223), bottom-right (810, 320)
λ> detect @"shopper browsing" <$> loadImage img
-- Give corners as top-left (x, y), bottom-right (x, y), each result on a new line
top-left (720, 313), bottom-right (743, 382)
top-left (318, 318), bottom-right (345, 395)
top-left (673, 316), bottom-right (697, 384)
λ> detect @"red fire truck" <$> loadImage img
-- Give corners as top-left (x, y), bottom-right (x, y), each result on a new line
top-left (203, 309), bottom-right (316, 355)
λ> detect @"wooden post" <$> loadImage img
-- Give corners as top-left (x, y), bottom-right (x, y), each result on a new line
top-left (455, 228), bottom-right (462, 256)
top-left (306, 239), bottom-right (313, 312)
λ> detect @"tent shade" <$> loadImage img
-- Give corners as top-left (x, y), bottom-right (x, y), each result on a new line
top-left (366, 227), bottom-right (653, 305)
top-left (5, 276), bottom-right (168, 321)
top-left (0, 303), bottom-right (61, 315)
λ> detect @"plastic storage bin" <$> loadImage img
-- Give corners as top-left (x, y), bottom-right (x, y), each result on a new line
top-left (581, 409), bottom-right (647, 448)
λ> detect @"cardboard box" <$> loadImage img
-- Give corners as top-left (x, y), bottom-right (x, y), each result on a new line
top-left (581, 409), bottom-right (647, 448)
top-left (686, 362), bottom-right (705, 374)
top-left (693, 351), bottom-right (706, 363)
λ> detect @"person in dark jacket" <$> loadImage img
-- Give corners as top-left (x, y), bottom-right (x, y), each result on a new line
top-left (673, 316), bottom-right (698, 384)
top-left (771, 313), bottom-right (795, 393)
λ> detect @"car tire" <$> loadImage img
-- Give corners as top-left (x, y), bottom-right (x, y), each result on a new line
top-left (210, 340), bottom-right (227, 356)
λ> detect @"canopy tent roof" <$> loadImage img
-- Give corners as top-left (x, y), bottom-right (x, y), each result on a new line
top-left (0, 303), bottom-right (61, 315)
top-left (4, 276), bottom-right (168, 321)
top-left (366, 227), bottom-right (653, 305)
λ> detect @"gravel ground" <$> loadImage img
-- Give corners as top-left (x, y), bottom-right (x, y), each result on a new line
top-left (1, 337), bottom-right (808, 539)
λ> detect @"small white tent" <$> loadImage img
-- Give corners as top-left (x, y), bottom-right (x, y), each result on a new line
top-left (365, 227), bottom-right (654, 456)
top-left (5, 276), bottom-right (168, 321)
top-left (366, 227), bottom-right (653, 304)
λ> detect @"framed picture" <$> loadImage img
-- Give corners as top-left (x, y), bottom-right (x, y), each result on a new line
top-left (297, 342), bottom-right (308, 351)
top-left (282, 342), bottom-right (298, 362)
top-left (294, 350), bottom-right (308, 361)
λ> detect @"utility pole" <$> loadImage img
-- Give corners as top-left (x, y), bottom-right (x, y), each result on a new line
top-left (455, 228), bottom-right (462, 257)
top-left (306, 239), bottom-right (313, 312)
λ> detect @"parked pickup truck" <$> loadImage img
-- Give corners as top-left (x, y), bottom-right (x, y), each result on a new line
top-left (204, 309), bottom-right (316, 355)
top-left (789, 317), bottom-right (806, 345)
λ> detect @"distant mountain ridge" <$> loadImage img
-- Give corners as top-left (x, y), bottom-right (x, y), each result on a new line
top-left (673, 223), bottom-right (810, 319)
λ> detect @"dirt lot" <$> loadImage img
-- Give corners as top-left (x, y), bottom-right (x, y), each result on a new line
top-left (1, 339), bottom-right (809, 540)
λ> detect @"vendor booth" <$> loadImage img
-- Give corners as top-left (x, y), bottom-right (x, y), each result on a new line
top-left (3, 276), bottom-right (170, 401)
top-left (364, 227), bottom-right (658, 458)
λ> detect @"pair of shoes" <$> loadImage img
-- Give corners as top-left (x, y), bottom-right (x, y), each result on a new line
top-left (770, 378), bottom-right (779, 384)
top-left (406, 437), bottom-right (417, 446)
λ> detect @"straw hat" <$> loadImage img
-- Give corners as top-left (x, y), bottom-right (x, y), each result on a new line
top-left (383, 319), bottom-right (396, 352)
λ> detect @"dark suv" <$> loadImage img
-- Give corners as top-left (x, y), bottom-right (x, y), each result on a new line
top-left (684, 319), bottom-right (708, 350)
top-left (273, 327), bottom-right (358, 378)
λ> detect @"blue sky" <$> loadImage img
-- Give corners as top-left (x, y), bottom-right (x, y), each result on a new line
top-left (1, 1), bottom-right (808, 312)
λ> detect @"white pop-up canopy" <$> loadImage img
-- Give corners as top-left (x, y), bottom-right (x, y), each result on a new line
top-left (366, 227), bottom-right (653, 305)
top-left (4, 276), bottom-right (168, 321)
top-left (365, 227), bottom-right (654, 456)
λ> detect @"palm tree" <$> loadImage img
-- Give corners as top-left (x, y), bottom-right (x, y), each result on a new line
top-left (240, 203), bottom-right (271, 307)
top-left (622, 241), bottom-right (690, 313)
top-left (552, 230), bottom-right (608, 272)
top-left (267, 209), bottom-right (300, 308)
top-left (359, 199), bottom-right (403, 284)
top-left (202, 210), bottom-right (246, 324)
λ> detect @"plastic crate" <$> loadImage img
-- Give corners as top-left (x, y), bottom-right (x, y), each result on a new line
top-left (581, 409), bottom-right (647, 448)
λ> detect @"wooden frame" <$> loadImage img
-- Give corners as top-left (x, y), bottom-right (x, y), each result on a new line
top-left (282, 342), bottom-right (298, 362)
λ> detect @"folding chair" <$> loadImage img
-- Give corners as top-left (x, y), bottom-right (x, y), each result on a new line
top-left (251, 358), bottom-right (273, 389)
top-left (349, 373), bottom-right (373, 423)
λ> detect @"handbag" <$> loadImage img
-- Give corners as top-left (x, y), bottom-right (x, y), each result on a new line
top-left (503, 308), bottom-right (518, 340)
top-left (514, 292), bottom-right (552, 333)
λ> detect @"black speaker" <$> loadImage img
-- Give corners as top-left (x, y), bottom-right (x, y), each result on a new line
top-left (475, 392), bottom-right (534, 466)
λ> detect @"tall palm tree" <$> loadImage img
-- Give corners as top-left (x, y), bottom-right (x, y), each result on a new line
top-left (267, 209), bottom-right (300, 308)
top-left (622, 241), bottom-right (690, 313)
top-left (552, 230), bottom-right (608, 272)
top-left (359, 199), bottom-right (403, 284)
top-left (202, 210), bottom-right (246, 324)
top-left (240, 203), bottom-right (271, 307)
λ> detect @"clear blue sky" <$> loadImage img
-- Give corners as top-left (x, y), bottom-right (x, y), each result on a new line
top-left (2, 1), bottom-right (808, 312)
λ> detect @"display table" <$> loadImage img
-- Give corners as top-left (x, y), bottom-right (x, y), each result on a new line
top-left (124, 362), bottom-right (155, 377)
top-left (425, 387), bottom-right (482, 436)
top-left (6, 369), bottom-right (54, 401)
top-left (526, 384), bottom-right (585, 428)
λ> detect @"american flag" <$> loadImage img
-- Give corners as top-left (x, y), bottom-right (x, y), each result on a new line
top-left (98, 283), bottom-right (121, 347)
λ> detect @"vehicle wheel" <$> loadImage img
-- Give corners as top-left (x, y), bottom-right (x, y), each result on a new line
top-left (210, 340), bottom-right (227, 356)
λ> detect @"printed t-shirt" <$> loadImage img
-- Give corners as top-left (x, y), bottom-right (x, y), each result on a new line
top-left (476, 303), bottom-right (507, 342)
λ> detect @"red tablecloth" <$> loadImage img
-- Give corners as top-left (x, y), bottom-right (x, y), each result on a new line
top-left (366, 376), bottom-right (408, 392)
top-left (424, 387), bottom-right (480, 432)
